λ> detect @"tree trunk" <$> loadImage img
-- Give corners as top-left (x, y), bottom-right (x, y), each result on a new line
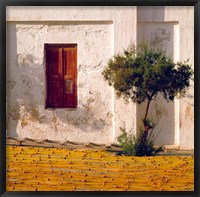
top-left (141, 98), bottom-right (152, 144)
top-left (144, 99), bottom-right (151, 128)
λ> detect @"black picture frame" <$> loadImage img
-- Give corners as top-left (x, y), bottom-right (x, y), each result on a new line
top-left (1, 1), bottom-right (199, 197)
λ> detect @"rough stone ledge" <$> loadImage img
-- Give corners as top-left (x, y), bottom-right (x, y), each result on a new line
top-left (6, 136), bottom-right (194, 156)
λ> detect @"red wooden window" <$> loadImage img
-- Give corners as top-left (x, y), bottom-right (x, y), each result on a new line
top-left (45, 44), bottom-right (77, 108)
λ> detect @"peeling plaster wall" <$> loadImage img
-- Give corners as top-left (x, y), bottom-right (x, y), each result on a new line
top-left (7, 22), bottom-right (113, 143)
top-left (6, 6), bottom-right (137, 144)
top-left (6, 6), bottom-right (193, 149)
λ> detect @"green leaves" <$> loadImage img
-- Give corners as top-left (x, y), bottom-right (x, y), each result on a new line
top-left (102, 43), bottom-right (193, 104)
top-left (103, 43), bottom-right (193, 156)
top-left (117, 127), bottom-right (163, 156)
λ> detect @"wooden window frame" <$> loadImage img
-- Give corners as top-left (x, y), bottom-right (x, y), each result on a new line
top-left (45, 43), bottom-right (78, 109)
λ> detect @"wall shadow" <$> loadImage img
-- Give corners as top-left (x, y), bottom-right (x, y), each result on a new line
top-left (7, 23), bottom-right (18, 138)
top-left (137, 6), bottom-right (165, 22)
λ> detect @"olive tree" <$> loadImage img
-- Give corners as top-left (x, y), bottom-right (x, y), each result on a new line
top-left (102, 43), bottom-right (193, 147)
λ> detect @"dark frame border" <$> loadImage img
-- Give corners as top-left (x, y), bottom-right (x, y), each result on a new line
top-left (1, 1), bottom-right (199, 197)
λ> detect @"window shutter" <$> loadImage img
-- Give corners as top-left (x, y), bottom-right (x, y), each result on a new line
top-left (63, 46), bottom-right (77, 108)
top-left (46, 46), bottom-right (63, 108)
top-left (45, 44), bottom-right (77, 109)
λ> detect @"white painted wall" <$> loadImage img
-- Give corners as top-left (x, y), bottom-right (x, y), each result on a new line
top-left (6, 6), bottom-right (193, 149)
top-left (6, 6), bottom-right (137, 144)
top-left (137, 6), bottom-right (194, 149)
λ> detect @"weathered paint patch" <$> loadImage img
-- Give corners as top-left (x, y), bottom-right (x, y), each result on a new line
top-left (20, 118), bottom-right (28, 128)
top-left (30, 107), bottom-right (41, 123)
top-left (185, 106), bottom-right (193, 120)
top-left (7, 80), bottom-right (16, 89)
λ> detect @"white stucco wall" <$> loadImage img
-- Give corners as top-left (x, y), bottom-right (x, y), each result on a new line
top-left (6, 6), bottom-right (137, 144)
top-left (137, 6), bottom-right (194, 149)
top-left (6, 6), bottom-right (194, 149)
